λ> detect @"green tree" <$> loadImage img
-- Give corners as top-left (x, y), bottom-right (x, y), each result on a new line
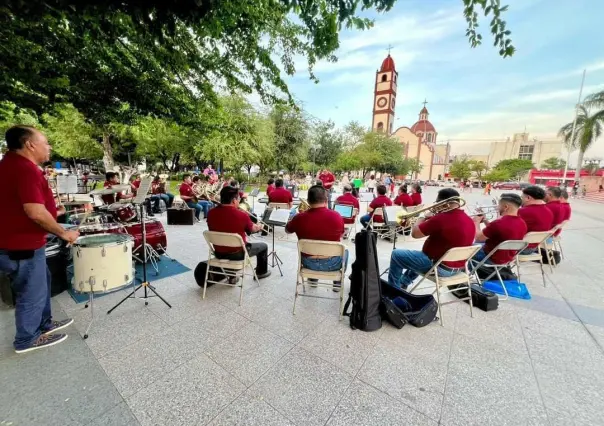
top-left (0, 102), bottom-right (39, 136)
top-left (41, 104), bottom-right (102, 160)
top-left (483, 168), bottom-right (511, 182)
top-left (310, 120), bottom-right (343, 167)
top-left (540, 157), bottom-right (566, 170)
top-left (449, 157), bottom-right (472, 180)
top-left (469, 160), bottom-right (488, 179)
top-left (492, 158), bottom-right (534, 179)
top-left (408, 158), bottom-right (423, 180)
top-left (270, 104), bottom-right (309, 172)
top-left (333, 151), bottom-right (363, 173)
top-left (129, 116), bottom-right (188, 171)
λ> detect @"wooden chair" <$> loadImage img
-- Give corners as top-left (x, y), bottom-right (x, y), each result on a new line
top-left (409, 245), bottom-right (481, 325)
top-left (202, 231), bottom-right (260, 306)
top-left (294, 239), bottom-right (347, 319)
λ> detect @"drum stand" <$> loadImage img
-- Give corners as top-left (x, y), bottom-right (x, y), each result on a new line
top-left (107, 204), bottom-right (171, 314)
top-left (268, 224), bottom-right (283, 276)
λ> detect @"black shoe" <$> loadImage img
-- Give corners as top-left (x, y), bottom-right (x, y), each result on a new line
top-left (42, 318), bottom-right (74, 335)
top-left (15, 333), bottom-right (68, 354)
top-left (333, 281), bottom-right (341, 292)
top-left (256, 271), bottom-right (271, 279)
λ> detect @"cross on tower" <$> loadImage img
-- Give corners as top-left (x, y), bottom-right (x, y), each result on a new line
top-left (422, 99), bottom-right (428, 108)
top-left (387, 44), bottom-right (393, 55)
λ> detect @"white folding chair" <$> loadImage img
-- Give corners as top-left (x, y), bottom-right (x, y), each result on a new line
top-left (369, 208), bottom-right (389, 237)
top-left (342, 207), bottom-right (359, 240)
top-left (515, 231), bottom-right (553, 287)
top-left (294, 239), bottom-right (347, 319)
top-left (546, 220), bottom-right (569, 261)
top-left (409, 245), bottom-right (481, 325)
top-left (469, 240), bottom-right (528, 300)
top-left (202, 231), bottom-right (260, 306)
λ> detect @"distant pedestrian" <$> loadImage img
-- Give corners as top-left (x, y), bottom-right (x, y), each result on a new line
top-left (582, 185), bottom-right (587, 198)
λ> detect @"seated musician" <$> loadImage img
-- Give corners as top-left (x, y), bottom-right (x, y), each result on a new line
top-left (410, 183), bottom-right (423, 206)
top-left (128, 173), bottom-right (155, 216)
top-left (151, 176), bottom-right (174, 209)
top-left (267, 178), bottom-right (293, 209)
top-left (393, 184), bottom-right (413, 207)
top-left (387, 188), bottom-right (475, 289)
top-left (471, 193), bottom-right (527, 266)
top-left (560, 189), bottom-right (571, 224)
top-left (179, 174), bottom-right (211, 220)
top-left (518, 185), bottom-right (553, 253)
top-left (545, 186), bottom-right (565, 238)
top-left (285, 186), bottom-right (347, 291)
top-left (230, 180), bottom-right (247, 202)
top-left (360, 184), bottom-right (392, 227)
top-left (335, 184), bottom-right (360, 225)
top-left (102, 172), bottom-right (133, 205)
top-left (207, 186), bottom-right (271, 279)
top-left (266, 178), bottom-right (276, 196)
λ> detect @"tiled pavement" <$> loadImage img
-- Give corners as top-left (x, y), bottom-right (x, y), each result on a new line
top-left (1, 188), bottom-right (604, 426)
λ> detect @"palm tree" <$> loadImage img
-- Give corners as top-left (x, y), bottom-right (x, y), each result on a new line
top-left (558, 102), bottom-right (604, 182)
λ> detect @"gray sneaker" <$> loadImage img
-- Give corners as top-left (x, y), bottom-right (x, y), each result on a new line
top-left (42, 318), bottom-right (74, 335)
top-left (15, 334), bottom-right (68, 354)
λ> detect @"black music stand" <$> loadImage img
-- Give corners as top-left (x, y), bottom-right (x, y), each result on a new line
top-left (262, 208), bottom-right (289, 276)
top-left (249, 188), bottom-right (260, 213)
top-left (107, 178), bottom-right (171, 316)
top-left (383, 206), bottom-right (405, 250)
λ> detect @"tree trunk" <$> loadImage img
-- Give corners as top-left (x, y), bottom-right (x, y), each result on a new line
top-left (102, 133), bottom-right (115, 172)
top-left (575, 150), bottom-right (585, 182)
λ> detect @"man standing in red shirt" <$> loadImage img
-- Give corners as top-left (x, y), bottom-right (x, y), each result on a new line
top-left (0, 126), bottom-right (79, 353)
top-left (318, 169), bottom-right (335, 209)
top-left (472, 193), bottom-right (527, 265)
top-left (518, 186), bottom-right (554, 253)
top-left (387, 188), bottom-right (475, 289)
top-left (360, 184), bottom-right (393, 227)
top-left (207, 186), bottom-right (270, 279)
top-left (335, 185), bottom-right (360, 225)
top-left (268, 178), bottom-right (293, 208)
top-left (286, 186), bottom-right (346, 290)
top-left (393, 184), bottom-right (413, 207)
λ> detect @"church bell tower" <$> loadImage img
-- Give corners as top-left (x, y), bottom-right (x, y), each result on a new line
top-left (372, 53), bottom-right (398, 135)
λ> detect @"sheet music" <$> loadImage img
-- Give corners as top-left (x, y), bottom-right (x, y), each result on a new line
top-left (132, 176), bottom-right (153, 205)
top-left (268, 208), bottom-right (291, 225)
top-left (383, 206), bottom-right (404, 226)
top-left (56, 175), bottom-right (78, 194)
top-left (249, 188), bottom-right (260, 197)
top-left (359, 192), bottom-right (375, 202)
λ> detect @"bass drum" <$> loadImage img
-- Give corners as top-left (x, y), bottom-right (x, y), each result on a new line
top-left (124, 219), bottom-right (167, 253)
top-left (109, 203), bottom-right (137, 223)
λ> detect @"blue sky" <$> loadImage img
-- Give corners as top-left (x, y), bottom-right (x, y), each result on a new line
top-left (281, 0), bottom-right (604, 162)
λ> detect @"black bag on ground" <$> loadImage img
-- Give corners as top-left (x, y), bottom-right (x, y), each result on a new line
top-left (379, 279), bottom-right (438, 328)
top-left (194, 261), bottom-right (222, 288)
top-left (343, 230), bottom-right (382, 331)
top-left (167, 208), bottom-right (195, 225)
top-left (451, 284), bottom-right (498, 312)
top-left (539, 248), bottom-right (561, 265)
top-left (475, 265), bottom-right (517, 281)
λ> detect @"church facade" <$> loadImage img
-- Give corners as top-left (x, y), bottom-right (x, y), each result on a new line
top-left (372, 54), bottom-right (451, 181)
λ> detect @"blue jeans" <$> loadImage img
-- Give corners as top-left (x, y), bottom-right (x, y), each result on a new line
top-left (186, 200), bottom-right (211, 219)
top-left (158, 193), bottom-right (174, 208)
top-left (301, 249), bottom-right (349, 273)
top-left (388, 249), bottom-right (461, 289)
top-left (470, 243), bottom-right (491, 270)
top-left (0, 247), bottom-right (52, 350)
top-left (360, 214), bottom-right (371, 227)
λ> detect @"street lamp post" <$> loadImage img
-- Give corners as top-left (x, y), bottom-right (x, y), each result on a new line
top-left (562, 69), bottom-right (586, 184)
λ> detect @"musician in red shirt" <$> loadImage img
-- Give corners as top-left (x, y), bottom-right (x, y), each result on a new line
top-left (545, 186), bottom-right (565, 236)
top-left (393, 184), bottom-right (413, 207)
top-left (472, 193), bottom-right (527, 265)
top-left (101, 172), bottom-right (133, 204)
top-left (151, 176), bottom-right (174, 209)
top-left (286, 186), bottom-right (346, 290)
top-left (387, 188), bottom-right (475, 289)
top-left (318, 169), bottom-right (336, 208)
top-left (360, 185), bottom-right (392, 227)
top-left (335, 185), bottom-right (360, 225)
top-left (518, 185), bottom-right (554, 253)
top-left (0, 126), bottom-right (79, 353)
top-left (560, 189), bottom-right (571, 223)
top-left (266, 178), bottom-right (276, 196)
top-left (268, 178), bottom-right (293, 208)
top-left (179, 174), bottom-right (211, 220)
top-left (207, 186), bottom-right (270, 279)
top-left (410, 183), bottom-right (423, 206)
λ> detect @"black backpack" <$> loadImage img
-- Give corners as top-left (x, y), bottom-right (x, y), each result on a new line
top-left (343, 230), bottom-right (382, 331)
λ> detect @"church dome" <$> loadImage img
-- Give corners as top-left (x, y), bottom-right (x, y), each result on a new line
top-left (410, 120), bottom-right (435, 134)
top-left (380, 54), bottom-right (396, 72)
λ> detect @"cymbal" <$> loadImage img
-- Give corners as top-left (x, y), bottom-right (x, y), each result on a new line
top-left (88, 185), bottom-right (130, 196)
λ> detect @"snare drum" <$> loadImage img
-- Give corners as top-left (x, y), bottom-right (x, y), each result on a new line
top-left (78, 222), bottom-right (126, 236)
top-left (72, 234), bottom-right (135, 293)
top-left (109, 203), bottom-right (137, 223)
top-left (68, 212), bottom-right (107, 226)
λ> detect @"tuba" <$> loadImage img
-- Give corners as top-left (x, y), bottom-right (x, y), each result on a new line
top-left (395, 196), bottom-right (466, 224)
top-left (297, 199), bottom-right (310, 213)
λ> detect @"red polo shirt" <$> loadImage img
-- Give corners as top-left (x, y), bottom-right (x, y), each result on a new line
top-left (369, 195), bottom-right (392, 223)
top-left (418, 209), bottom-right (475, 268)
top-left (318, 171), bottom-right (335, 190)
top-left (0, 152), bottom-right (57, 250)
top-left (335, 193), bottom-right (360, 224)
top-left (268, 187), bottom-right (293, 204)
top-left (179, 182), bottom-right (194, 198)
top-left (482, 215), bottom-right (528, 264)
top-left (546, 200), bottom-right (564, 233)
top-left (286, 207), bottom-right (344, 255)
top-left (411, 192), bottom-right (422, 206)
top-left (101, 181), bottom-right (118, 204)
top-left (207, 205), bottom-right (253, 253)
top-left (151, 182), bottom-right (161, 195)
top-left (518, 204), bottom-right (553, 248)
top-left (394, 193), bottom-right (413, 207)
top-left (266, 184), bottom-right (275, 196)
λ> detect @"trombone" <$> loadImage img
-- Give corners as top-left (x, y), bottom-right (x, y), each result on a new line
top-left (395, 196), bottom-right (466, 224)
top-left (238, 200), bottom-right (271, 234)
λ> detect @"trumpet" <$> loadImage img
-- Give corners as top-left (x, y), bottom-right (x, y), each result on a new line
top-left (297, 198), bottom-right (310, 213)
top-left (470, 201), bottom-right (499, 221)
top-left (395, 196), bottom-right (466, 224)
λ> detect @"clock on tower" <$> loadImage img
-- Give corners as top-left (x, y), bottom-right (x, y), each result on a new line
top-left (372, 54), bottom-right (398, 135)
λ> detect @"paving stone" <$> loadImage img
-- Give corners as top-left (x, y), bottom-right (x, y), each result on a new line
top-left (208, 391), bottom-right (294, 426)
